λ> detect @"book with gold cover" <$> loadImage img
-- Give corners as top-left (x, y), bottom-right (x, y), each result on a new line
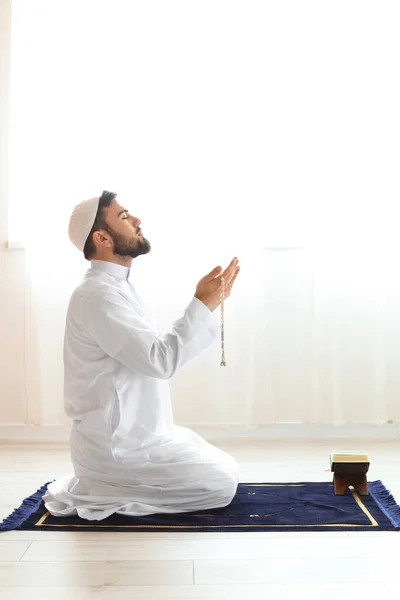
top-left (330, 451), bottom-right (369, 474)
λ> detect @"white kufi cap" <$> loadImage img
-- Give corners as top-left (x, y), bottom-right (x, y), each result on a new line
top-left (68, 197), bottom-right (100, 252)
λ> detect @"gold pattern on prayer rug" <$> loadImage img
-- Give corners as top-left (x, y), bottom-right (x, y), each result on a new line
top-left (35, 484), bottom-right (378, 529)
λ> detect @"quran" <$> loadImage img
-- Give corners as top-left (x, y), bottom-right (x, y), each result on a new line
top-left (330, 451), bottom-right (369, 466)
top-left (330, 451), bottom-right (370, 496)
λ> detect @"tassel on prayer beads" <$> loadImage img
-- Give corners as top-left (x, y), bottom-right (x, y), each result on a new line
top-left (220, 276), bottom-right (226, 366)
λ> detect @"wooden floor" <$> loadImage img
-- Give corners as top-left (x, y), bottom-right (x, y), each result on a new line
top-left (1, 438), bottom-right (400, 599)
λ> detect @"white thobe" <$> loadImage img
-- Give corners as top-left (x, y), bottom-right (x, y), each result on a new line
top-left (44, 260), bottom-right (239, 520)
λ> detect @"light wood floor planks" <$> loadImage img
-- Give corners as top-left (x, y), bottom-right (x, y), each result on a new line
top-left (1, 438), bottom-right (400, 599)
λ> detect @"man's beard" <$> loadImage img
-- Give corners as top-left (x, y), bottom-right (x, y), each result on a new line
top-left (105, 225), bottom-right (151, 259)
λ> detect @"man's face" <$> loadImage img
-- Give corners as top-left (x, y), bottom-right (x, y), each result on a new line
top-left (102, 199), bottom-right (151, 258)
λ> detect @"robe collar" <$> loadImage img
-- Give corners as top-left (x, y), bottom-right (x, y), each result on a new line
top-left (90, 260), bottom-right (130, 281)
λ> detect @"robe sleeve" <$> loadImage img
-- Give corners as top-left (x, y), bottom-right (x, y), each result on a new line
top-left (83, 289), bottom-right (220, 379)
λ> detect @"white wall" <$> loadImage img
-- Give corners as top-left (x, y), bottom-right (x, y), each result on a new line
top-left (0, 0), bottom-right (26, 425)
top-left (1, 0), bottom-right (400, 440)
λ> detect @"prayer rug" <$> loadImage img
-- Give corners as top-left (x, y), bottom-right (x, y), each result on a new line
top-left (1, 481), bottom-right (399, 532)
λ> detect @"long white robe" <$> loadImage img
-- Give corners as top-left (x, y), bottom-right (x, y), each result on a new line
top-left (44, 260), bottom-right (239, 520)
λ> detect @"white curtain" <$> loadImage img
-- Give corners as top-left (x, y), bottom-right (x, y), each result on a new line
top-left (8, 0), bottom-right (400, 426)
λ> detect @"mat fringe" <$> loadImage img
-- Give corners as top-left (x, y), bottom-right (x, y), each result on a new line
top-left (0, 482), bottom-right (49, 531)
top-left (369, 480), bottom-right (400, 529)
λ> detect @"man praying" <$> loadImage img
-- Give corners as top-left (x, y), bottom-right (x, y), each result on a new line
top-left (44, 191), bottom-right (241, 520)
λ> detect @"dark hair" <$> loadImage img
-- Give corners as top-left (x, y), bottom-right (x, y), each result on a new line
top-left (83, 191), bottom-right (117, 260)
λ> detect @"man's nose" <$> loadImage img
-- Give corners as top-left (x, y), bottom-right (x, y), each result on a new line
top-left (131, 215), bottom-right (141, 227)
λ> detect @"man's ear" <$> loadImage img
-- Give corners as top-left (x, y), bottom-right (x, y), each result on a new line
top-left (92, 230), bottom-right (112, 248)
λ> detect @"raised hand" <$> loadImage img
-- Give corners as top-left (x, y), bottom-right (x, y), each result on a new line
top-left (194, 258), bottom-right (240, 312)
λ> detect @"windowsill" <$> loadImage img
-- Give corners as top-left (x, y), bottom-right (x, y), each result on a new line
top-left (7, 241), bottom-right (25, 249)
